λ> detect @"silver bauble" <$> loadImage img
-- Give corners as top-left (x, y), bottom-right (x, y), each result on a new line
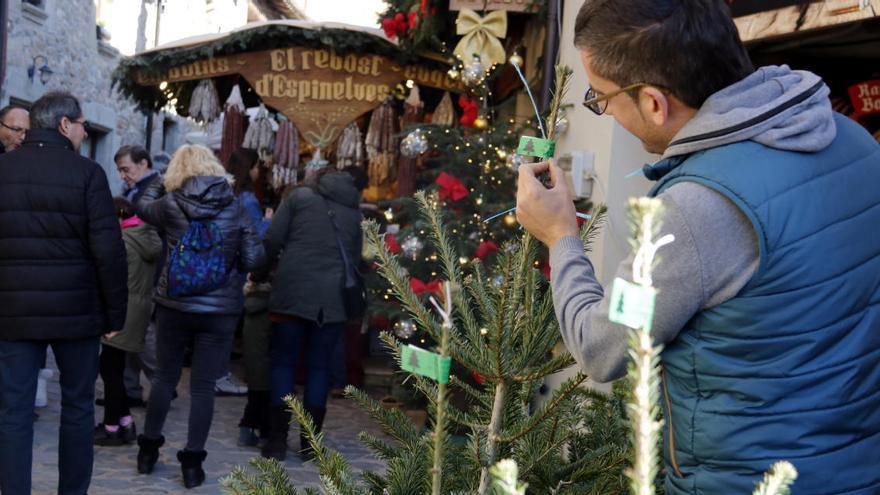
top-left (554, 115), bottom-right (570, 136)
top-left (506, 153), bottom-right (527, 172)
top-left (394, 319), bottom-right (416, 339)
top-left (401, 235), bottom-right (424, 259)
top-left (400, 129), bottom-right (428, 158)
top-left (461, 57), bottom-right (485, 86)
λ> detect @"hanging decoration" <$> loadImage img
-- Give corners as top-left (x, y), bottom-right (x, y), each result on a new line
top-left (435, 172), bottom-right (468, 202)
top-left (188, 79), bottom-right (221, 123)
top-left (458, 95), bottom-right (480, 127)
top-left (454, 9), bottom-right (508, 69)
top-left (242, 104), bottom-right (275, 154)
top-left (431, 92), bottom-right (455, 127)
top-left (365, 100), bottom-right (399, 201)
top-left (474, 240), bottom-right (500, 260)
top-left (409, 277), bottom-right (444, 298)
top-left (401, 235), bottom-right (424, 260)
top-left (336, 123), bottom-right (365, 170)
top-left (505, 153), bottom-right (527, 172)
top-left (384, 234), bottom-right (402, 255)
top-left (393, 318), bottom-right (416, 340)
top-left (460, 55), bottom-right (486, 87)
top-left (398, 84), bottom-right (426, 197)
top-left (272, 117), bottom-right (300, 189)
top-left (400, 129), bottom-right (429, 158)
top-left (219, 85), bottom-right (246, 166)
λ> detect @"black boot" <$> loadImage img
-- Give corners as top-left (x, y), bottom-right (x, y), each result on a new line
top-left (136, 434), bottom-right (165, 474)
top-left (300, 406), bottom-right (326, 461)
top-left (177, 449), bottom-right (207, 489)
top-left (261, 405), bottom-right (290, 461)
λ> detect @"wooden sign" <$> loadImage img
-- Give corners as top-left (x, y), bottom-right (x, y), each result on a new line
top-left (449, 0), bottom-right (537, 12)
top-left (849, 80), bottom-right (880, 119)
top-left (134, 48), bottom-right (463, 147)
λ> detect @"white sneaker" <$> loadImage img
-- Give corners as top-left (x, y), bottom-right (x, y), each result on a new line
top-left (35, 368), bottom-right (53, 408)
top-left (214, 373), bottom-right (247, 396)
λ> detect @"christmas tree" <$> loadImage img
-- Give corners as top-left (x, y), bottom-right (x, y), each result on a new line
top-left (223, 188), bottom-right (620, 494)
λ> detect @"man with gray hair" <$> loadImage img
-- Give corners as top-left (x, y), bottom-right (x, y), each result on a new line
top-left (0, 105), bottom-right (29, 153)
top-left (0, 91), bottom-right (128, 495)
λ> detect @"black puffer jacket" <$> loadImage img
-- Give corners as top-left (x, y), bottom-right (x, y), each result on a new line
top-left (257, 171), bottom-right (362, 325)
top-left (0, 129), bottom-right (128, 340)
top-left (137, 176), bottom-right (265, 315)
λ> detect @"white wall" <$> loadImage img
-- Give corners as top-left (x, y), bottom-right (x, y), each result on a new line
top-left (544, 0), bottom-right (658, 393)
top-left (292, 0), bottom-right (385, 27)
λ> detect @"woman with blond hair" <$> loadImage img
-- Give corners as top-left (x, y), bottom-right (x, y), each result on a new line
top-left (134, 144), bottom-right (264, 489)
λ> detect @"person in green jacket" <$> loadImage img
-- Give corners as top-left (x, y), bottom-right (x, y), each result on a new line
top-left (94, 197), bottom-right (162, 446)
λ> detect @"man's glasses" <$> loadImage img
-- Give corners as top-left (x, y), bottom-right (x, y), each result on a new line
top-left (68, 118), bottom-right (91, 132)
top-left (582, 83), bottom-right (649, 115)
top-left (0, 122), bottom-right (27, 135)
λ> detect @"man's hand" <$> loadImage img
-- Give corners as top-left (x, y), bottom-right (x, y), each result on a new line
top-left (104, 330), bottom-right (122, 340)
top-left (516, 160), bottom-right (579, 247)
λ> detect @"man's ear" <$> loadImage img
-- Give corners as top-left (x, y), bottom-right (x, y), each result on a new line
top-left (639, 87), bottom-right (669, 127)
top-left (138, 159), bottom-right (150, 170)
top-left (58, 116), bottom-right (73, 139)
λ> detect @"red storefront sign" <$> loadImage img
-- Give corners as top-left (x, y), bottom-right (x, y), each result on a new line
top-left (848, 80), bottom-right (880, 119)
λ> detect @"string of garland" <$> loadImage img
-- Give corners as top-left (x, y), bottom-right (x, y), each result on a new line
top-left (112, 23), bottom-right (447, 113)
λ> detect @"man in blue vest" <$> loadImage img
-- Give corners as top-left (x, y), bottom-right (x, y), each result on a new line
top-left (516, 1), bottom-right (880, 494)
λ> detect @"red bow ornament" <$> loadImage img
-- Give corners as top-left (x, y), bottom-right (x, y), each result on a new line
top-left (410, 277), bottom-right (444, 298)
top-left (384, 234), bottom-right (401, 255)
top-left (474, 241), bottom-right (499, 260)
top-left (435, 172), bottom-right (469, 202)
top-left (458, 95), bottom-right (479, 127)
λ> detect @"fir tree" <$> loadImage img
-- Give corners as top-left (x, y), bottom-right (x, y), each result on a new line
top-left (223, 191), bottom-right (627, 494)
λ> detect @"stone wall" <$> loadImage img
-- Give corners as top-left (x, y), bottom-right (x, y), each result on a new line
top-left (2, 0), bottom-right (147, 194)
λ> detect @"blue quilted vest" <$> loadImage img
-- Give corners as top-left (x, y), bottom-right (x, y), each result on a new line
top-left (648, 114), bottom-right (880, 495)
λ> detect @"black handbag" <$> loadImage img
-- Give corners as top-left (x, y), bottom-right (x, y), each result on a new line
top-left (321, 196), bottom-right (366, 320)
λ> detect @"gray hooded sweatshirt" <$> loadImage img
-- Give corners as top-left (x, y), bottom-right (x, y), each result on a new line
top-left (552, 65), bottom-right (837, 382)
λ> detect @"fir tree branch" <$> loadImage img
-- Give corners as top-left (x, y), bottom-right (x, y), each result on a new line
top-left (579, 204), bottom-right (608, 251)
top-left (546, 65), bottom-right (574, 142)
top-left (449, 374), bottom-right (492, 408)
top-left (498, 373), bottom-right (588, 444)
top-left (357, 432), bottom-right (400, 462)
top-left (512, 353), bottom-right (576, 382)
top-left (414, 191), bottom-right (481, 343)
top-left (363, 219), bottom-right (445, 347)
top-left (287, 397), bottom-right (366, 495)
top-left (344, 386), bottom-right (422, 449)
top-left (478, 380), bottom-right (508, 495)
top-left (752, 461), bottom-right (798, 495)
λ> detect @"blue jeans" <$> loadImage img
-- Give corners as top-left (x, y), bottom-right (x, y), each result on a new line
top-left (0, 336), bottom-right (100, 495)
top-left (144, 306), bottom-right (237, 451)
top-left (270, 318), bottom-right (343, 409)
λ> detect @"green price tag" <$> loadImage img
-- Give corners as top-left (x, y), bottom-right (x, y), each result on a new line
top-left (608, 277), bottom-right (657, 331)
top-left (517, 136), bottom-right (556, 159)
top-left (401, 345), bottom-right (452, 384)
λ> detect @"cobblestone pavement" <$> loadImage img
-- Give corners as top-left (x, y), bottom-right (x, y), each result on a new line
top-left (30, 362), bottom-right (390, 494)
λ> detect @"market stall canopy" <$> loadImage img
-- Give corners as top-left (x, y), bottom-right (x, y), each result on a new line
top-left (114, 20), bottom-right (462, 148)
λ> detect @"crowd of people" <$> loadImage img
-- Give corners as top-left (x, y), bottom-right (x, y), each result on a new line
top-left (0, 91), bottom-right (366, 494)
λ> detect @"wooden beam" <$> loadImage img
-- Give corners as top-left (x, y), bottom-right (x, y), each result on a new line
top-left (735, 0), bottom-right (880, 43)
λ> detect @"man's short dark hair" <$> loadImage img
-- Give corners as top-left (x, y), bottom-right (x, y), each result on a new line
top-left (30, 92), bottom-right (82, 130)
top-left (0, 105), bottom-right (25, 121)
top-left (114, 144), bottom-right (153, 169)
top-left (573, 0), bottom-right (754, 109)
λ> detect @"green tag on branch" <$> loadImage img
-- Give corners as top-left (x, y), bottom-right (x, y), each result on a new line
top-left (608, 277), bottom-right (657, 331)
top-left (516, 136), bottom-right (556, 159)
top-left (401, 345), bottom-right (452, 384)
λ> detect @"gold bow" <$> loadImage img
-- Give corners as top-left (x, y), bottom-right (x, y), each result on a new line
top-left (454, 9), bottom-right (508, 68)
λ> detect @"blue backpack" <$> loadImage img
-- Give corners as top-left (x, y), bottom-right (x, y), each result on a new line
top-left (167, 220), bottom-right (228, 297)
